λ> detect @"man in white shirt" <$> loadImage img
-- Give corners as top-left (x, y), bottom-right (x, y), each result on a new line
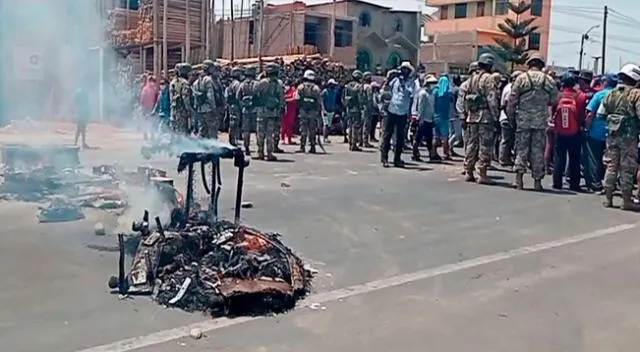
top-left (498, 70), bottom-right (521, 167)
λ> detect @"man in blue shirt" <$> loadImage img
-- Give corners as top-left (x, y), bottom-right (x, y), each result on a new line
top-left (583, 72), bottom-right (617, 192)
top-left (380, 61), bottom-right (415, 168)
top-left (321, 79), bottom-right (339, 143)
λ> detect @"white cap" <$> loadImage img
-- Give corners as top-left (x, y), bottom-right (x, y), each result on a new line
top-left (327, 78), bottom-right (337, 85)
top-left (619, 64), bottom-right (640, 82)
top-left (399, 61), bottom-right (414, 71)
top-left (303, 69), bottom-right (316, 80)
top-left (424, 75), bottom-right (438, 84)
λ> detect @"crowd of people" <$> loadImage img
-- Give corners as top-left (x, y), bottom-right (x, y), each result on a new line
top-left (132, 53), bottom-right (640, 212)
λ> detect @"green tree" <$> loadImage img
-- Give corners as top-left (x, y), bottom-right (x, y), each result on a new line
top-left (490, 1), bottom-right (539, 70)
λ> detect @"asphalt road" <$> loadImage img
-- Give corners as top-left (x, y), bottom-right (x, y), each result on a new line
top-left (1, 133), bottom-right (639, 352)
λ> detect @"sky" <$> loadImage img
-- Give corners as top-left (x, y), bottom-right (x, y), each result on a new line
top-left (219, 0), bottom-right (640, 71)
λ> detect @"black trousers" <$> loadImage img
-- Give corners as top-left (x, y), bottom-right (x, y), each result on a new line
top-left (553, 133), bottom-right (582, 189)
top-left (380, 112), bottom-right (407, 161)
top-left (412, 120), bottom-right (434, 156)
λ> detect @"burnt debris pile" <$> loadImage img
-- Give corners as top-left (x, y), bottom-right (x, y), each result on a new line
top-left (111, 215), bottom-right (313, 316)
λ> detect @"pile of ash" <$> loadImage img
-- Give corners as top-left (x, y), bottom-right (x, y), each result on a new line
top-left (111, 218), bottom-right (314, 317)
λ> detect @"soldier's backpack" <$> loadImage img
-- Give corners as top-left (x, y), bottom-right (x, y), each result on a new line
top-left (553, 92), bottom-right (580, 135)
top-left (241, 80), bottom-right (257, 108)
top-left (343, 82), bottom-right (360, 109)
top-left (298, 83), bottom-right (318, 112)
top-left (606, 87), bottom-right (637, 137)
top-left (465, 73), bottom-right (489, 113)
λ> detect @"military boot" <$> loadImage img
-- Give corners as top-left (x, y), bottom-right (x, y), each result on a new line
top-left (514, 172), bottom-right (524, 190)
top-left (533, 179), bottom-right (543, 191)
top-left (603, 188), bottom-right (614, 208)
top-left (297, 145), bottom-right (306, 154)
top-left (477, 168), bottom-right (495, 185)
top-left (465, 170), bottom-right (476, 182)
top-left (309, 145), bottom-right (316, 154)
top-left (411, 152), bottom-right (422, 162)
top-left (265, 154), bottom-right (278, 162)
top-left (381, 153), bottom-right (390, 168)
top-left (621, 191), bottom-right (638, 211)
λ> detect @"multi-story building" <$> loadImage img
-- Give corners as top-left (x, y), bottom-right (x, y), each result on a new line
top-left (219, 0), bottom-right (421, 70)
top-left (422, 0), bottom-right (551, 69)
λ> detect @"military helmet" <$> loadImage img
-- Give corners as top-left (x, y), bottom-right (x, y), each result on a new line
top-left (230, 67), bottom-right (242, 78)
top-left (243, 65), bottom-right (257, 76)
top-left (559, 72), bottom-right (576, 87)
top-left (526, 53), bottom-right (546, 67)
top-left (303, 69), bottom-right (316, 80)
top-left (352, 70), bottom-right (363, 79)
top-left (176, 63), bottom-right (192, 75)
top-left (363, 71), bottom-right (372, 79)
top-left (265, 62), bottom-right (280, 74)
top-left (478, 53), bottom-right (495, 66)
top-left (202, 59), bottom-right (215, 72)
top-left (468, 61), bottom-right (479, 73)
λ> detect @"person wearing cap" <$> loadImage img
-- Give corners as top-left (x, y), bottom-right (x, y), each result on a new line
top-left (463, 54), bottom-right (500, 184)
top-left (254, 62), bottom-right (285, 161)
top-left (584, 72), bottom-right (617, 192)
top-left (456, 61), bottom-right (479, 174)
top-left (507, 53), bottom-right (558, 191)
top-left (170, 63), bottom-right (196, 135)
top-left (380, 61), bottom-right (415, 167)
top-left (321, 79), bottom-right (339, 143)
top-left (343, 70), bottom-right (365, 151)
top-left (411, 75), bottom-right (437, 162)
top-left (597, 63), bottom-right (640, 210)
top-left (498, 70), bottom-right (521, 167)
top-left (432, 73), bottom-right (453, 160)
top-left (578, 70), bottom-right (595, 104)
top-left (295, 70), bottom-right (322, 154)
top-left (379, 69), bottom-right (398, 142)
top-left (551, 73), bottom-right (586, 191)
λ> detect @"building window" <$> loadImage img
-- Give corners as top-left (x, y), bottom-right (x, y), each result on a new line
top-left (393, 17), bottom-right (403, 32)
top-left (440, 6), bottom-right (448, 20)
top-left (454, 3), bottom-right (467, 19)
top-left (356, 48), bottom-right (372, 72)
top-left (476, 1), bottom-right (485, 17)
top-left (528, 32), bottom-right (541, 50)
top-left (118, 0), bottom-right (140, 10)
top-left (304, 23), bottom-right (318, 46)
top-left (335, 20), bottom-right (353, 47)
top-left (531, 0), bottom-right (543, 16)
top-left (387, 51), bottom-right (403, 69)
top-left (248, 20), bottom-right (254, 45)
top-left (495, 0), bottom-right (508, 15)
top-left (359, 11), bottom-right (371, 27)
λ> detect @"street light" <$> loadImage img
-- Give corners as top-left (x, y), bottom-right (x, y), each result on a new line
top-left (578, 25), bottom-right (599, 70)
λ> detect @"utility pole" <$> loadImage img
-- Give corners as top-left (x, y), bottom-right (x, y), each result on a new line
top-left (592, 56), bottom-right (602, 75)
top-left (231, 0), bottom-right (235, 60)
top-left (601, 5), bottom-right (608, 73)
top-left (163, 0), bottom-right (168, 75)
top-left (329, 0), bottom-right (336, 58)
top-left (257, 0), bottom-right (265, 67)
top-left (578, 25), bottom-right (598, 71)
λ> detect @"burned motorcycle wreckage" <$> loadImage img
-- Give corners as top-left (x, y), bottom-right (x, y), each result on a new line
top-left (110, 137), bottom-right (313, 316)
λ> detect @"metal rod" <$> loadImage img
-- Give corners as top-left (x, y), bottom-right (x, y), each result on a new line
top-left (210, 161), bottom-right (217, 224)
top-left (117, 233), bottom-right (127, 294)
top-left (234, 157), bottom-right (245, 226)
top-left (329, 0), bottom-right (335, 58)
top-left (231, 0), bottom-right (236, 60)
top-left (184, 162), bottom-right (195, 226)
top-left (163, 0), bottom-right (168, 75)
top-left (155, 216), bottom-right (165, 239)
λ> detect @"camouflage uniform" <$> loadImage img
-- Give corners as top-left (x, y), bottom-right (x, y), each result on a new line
top-left (193, 60), bottom-right (224, 139)
top-left (296, 76), bottom-right (322, 153)
top-left (255, 63), bottom-right (285, 161)
top-left (237, 65), bottom-right (258, 155)
top-left (463, 70), bottom-right (500, 182)
top-left (226, 67), bottom-right (243, 145)
top-left (456, 63), bottom-right (478, 174)
top-left (343, 70), bottom-right (364, 152)
top-left (170, 63), bottom-right (196, 135)
top-left (598, 82), bottom-right (640, 209)
top-left (507, 67), bottom-right (558, 188)
top-left (272, 78), bottom-right (285, 153)
top-left (362, 71), bottom-right (375, 147)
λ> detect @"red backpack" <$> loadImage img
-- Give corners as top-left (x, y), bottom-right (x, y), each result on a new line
top-left (554, 92), bottom-right (580, 135)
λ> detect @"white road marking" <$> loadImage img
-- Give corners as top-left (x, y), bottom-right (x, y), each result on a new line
top-left (75, 223), bottom-right (636, 352)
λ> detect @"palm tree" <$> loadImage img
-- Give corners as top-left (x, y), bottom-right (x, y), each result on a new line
top-left (490, 1), bottom-right (539, 71)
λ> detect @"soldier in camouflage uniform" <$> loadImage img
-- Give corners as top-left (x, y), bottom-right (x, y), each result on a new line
top-left (361, 71), bottom-right (375, 148)
top-left (255, 63), bottom-right (285, 161)
top-left (295, 70), bottom-right (322, 154)
top-left (236, 65), bottom-right (259, 156)
top-left (193, 59), bottom-right (224, 139)
top-left (343, 70), bottom-right (364, 152)
top-left (272, 76), bottom-right (286, 154)
top-left (507, 54), bottom-right (558, 191)
top-left (597, 63), bottom-right (640, 210)
top-left (226, 67), bottom-right (243, 145)
top-left (456, 61), bottom-right (479, 176)
top-left (462, 54), bottom-right (500, 184)
top-left (498, 70), bottom-right (522, 167)
top-left (170, 63), bottom-right (196, 135)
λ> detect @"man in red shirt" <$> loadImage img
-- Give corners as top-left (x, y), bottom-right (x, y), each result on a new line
top-left (551, 73), bottom-right (587, 191)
